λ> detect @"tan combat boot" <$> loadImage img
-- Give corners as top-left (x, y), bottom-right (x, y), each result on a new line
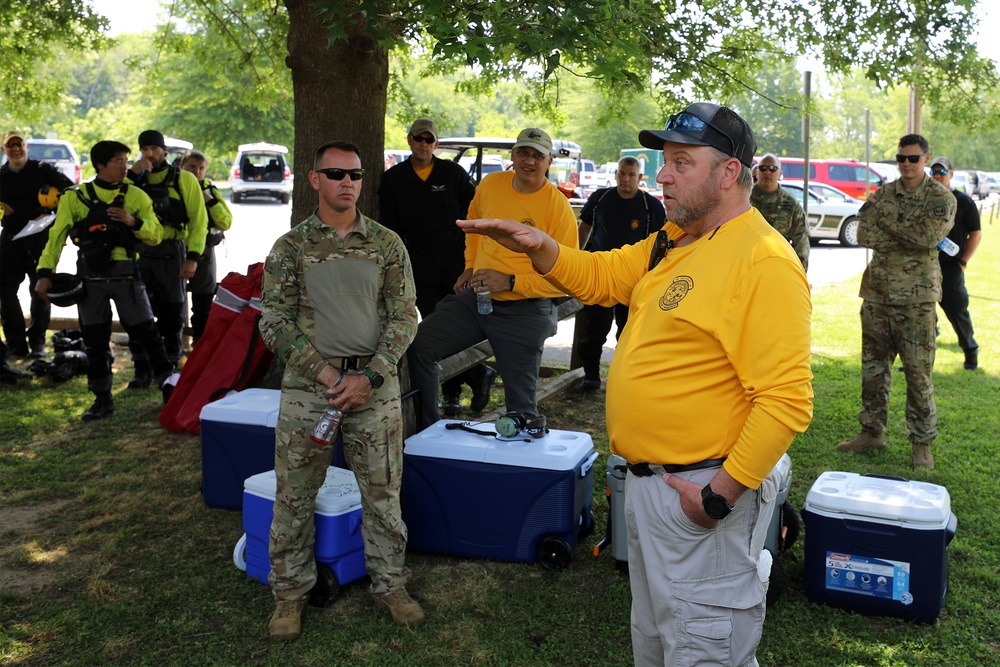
top-left (912, 444), bottom-right (935, 470)
top-left (268, 599), bottom-right (307, 641)
top-left (836, 432), bottom-right (886, 453)
top-left (373, 588), bottom-right (426, 626)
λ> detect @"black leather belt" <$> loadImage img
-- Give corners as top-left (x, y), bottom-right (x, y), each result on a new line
top-left (492, 297), bottom-right (551, 307)
top-left (627, 458), bottom-right (727, 477)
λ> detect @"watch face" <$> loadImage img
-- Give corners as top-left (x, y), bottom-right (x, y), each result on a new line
top-left (364, 368), bottom-right (384, 389)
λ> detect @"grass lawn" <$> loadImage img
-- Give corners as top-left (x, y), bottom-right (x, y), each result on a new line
top-left (2, 214), bottom-right (999, 665)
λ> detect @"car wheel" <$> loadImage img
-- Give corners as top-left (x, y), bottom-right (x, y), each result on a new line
top-left (231, 192), bottom-right (241, 203)
top-left (839, 216), bottom-right (859, 247)
top-left (281, 193), bottom-right (290, 204)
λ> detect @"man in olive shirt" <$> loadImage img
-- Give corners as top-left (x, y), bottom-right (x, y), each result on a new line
top-left (750, 154), bottom-right (809, 271)
top-left (837, 134), bottom-right (956, 470)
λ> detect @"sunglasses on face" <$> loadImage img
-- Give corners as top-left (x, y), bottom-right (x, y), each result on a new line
top-left (931, 168), bottom-right (949, 176)
top-left (758, 165), bottom-right (779, 173)
top-left (315, 167), bottom-right (364, 181)
top-left (3, 141), bottom-right (24, 148)
top-left (410, 134), bottom-right (436, 144)
top-left (895, 153), bottom-right (924, 163)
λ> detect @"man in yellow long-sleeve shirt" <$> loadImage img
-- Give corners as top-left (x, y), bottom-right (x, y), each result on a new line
top-left (458, 103), bottom-right (813, 667)
top-left (406, 127), bottom-right (578, 426)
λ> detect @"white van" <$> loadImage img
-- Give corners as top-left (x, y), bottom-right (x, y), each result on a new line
top-left (229, 143), bottom-right (292, 204)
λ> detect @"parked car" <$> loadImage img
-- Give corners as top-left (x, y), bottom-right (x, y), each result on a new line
top-left (951, 171), bottom-right (970, 195)
top-left (229, 143), bottom-right (292, 204)
top-left (869, 162), bottom-right (901, 184)
top-left (164, 137), bottom-right (193, 166)
top-left (783, 179), bottom-right (863, 206)
top-left (459, 155), bottom-right (508, 178)
top-left (26, 137), bottom-right (82, 184)
top-left (594, 161), bottom-right (619, 188)
top-left (779, 182), bottom-right (862, 247)
top-left (435, 137), bottom-right (516, 184)
top-left (777, 158), bottom-right (884, 200)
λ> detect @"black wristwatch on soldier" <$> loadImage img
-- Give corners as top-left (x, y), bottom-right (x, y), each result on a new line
top-left (362, 366), bottom-right (384, 389)
top-left (701, 483), bottom-right (734, 520)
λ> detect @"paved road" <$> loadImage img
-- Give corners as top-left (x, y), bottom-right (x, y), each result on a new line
top-left (21, 198), bottom-right (870, 363)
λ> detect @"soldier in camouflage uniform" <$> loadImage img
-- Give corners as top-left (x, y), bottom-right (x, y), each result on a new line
top-left (837, 134), bottom-right (955, 470)
top-left (750, 154), bottom-right (810, 271)
top-left (258, 141), bottom-right (420, 641)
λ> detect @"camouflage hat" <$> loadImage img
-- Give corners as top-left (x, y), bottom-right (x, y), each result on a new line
top-left (409, 118), bottom-right (438, 141)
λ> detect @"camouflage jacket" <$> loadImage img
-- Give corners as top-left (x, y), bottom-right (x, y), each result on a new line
top-left (857, 177), bottom-right (956, 304)
top-left (750, 185), bottom-right (810, 271)
top-left (259, 211), bottom-right (418, 383)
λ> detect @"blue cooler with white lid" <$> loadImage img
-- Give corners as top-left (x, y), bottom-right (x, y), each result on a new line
top-left (802, 471), bottom-right (957, 623)
top-left (238, 466), bottom-right (366, 591)
top-left (402, 419), bottom-right (599, 568)
top-left (199, 388), bottom-right (281, 509)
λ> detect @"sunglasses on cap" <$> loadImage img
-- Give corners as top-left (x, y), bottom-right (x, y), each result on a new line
top-left (315, 167), bottom-right (364, 181)
top-left (409, 134), bottom-right (436, 144)
top-left (895, 153), bottom-right (924, 163)
top-left (758, 165), bottom-right (779, 173)
top-left (931, 168), bottom-right (949, 176)
top-left (664, 112), bottom-right (735, 154)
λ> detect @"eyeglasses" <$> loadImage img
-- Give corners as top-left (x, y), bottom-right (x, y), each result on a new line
top-left (895, 153), bottom-right (924, 164)
top-left (931, 168), bottom-right (949, 176)
top-left (3, 141), bottom-right (24, 149)
top-left (514, 148), bottom-right (547, 162)
top-left (664, 112), bottom-right (735, 154)
top-left (409, 134), bottom-right (436, 144)
top-left (315, 167), bottom-right (364, 181)
top-left (758, 165), bottom-right (779, 173)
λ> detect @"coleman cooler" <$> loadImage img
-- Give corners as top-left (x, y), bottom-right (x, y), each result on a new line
top-left (199, 388), bottom-right (281, 509)
top-left (402, 419), bottom-right (599, 568)
top-left (802, 471), bottom-right (957, 623)
top-left (234, 466), bottom-right (366, 605)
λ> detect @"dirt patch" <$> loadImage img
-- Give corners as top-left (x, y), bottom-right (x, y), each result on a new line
top-left (0, 499), bottom-right (87, 595)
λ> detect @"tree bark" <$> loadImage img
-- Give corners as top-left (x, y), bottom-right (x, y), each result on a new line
top-left (283, 1), bottom-right (388, 227)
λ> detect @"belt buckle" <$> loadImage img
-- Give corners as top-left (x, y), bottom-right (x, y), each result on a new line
top-left (340, 357), bottom-right (359, 371)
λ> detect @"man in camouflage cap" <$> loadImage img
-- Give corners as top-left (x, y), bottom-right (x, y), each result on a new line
top-left (837, 133), bottom-right (956, 470)
top-left (258, 141), bottom-right (420, 641)
top-left (750, 153), bottom-right (810, 271)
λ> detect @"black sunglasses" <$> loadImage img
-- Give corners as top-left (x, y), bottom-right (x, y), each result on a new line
top-left (315, 167), bottom-right (364, 181)
top-left (409, 134), bottom-right (436, 144)
top-left (895, 153), bottom-right (924, 164)
top-left (758, 165), bottom-right (779, 173)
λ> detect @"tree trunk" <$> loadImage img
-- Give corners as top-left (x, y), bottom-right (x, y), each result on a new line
top-left (283, 1), bottom-right (388, 227)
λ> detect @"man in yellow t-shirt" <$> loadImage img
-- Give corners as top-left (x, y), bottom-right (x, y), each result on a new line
top-left (406, 127), bottom-right (578, 427)
top-left (458, 104), bottom-right (813, 667)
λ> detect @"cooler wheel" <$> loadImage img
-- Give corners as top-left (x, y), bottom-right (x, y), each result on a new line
top-left (233, 534), bottom-right (247, 572)
top-left (536, 536), bottom-right (572, 570)
top-left (766, 552), bottom-right (786, 607)
top-left (777, 500), bottom-right (801, 554)
top-left (308, 563), bottom-right (340, 608)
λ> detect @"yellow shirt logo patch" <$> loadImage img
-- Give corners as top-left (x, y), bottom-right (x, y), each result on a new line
top-left (660, 276), bottom-right (694, 311)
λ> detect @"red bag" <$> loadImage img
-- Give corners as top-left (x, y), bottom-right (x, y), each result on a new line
top-left (159, 262), bottom-right (275, 435)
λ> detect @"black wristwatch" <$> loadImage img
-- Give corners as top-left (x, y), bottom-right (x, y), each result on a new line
top-left (361, 367), bottom-right (384, 389)
top-left (701, 483), bottom-right (734, 520)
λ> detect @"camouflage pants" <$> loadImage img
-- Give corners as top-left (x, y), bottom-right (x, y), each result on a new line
top-left (859, 300), bottom-right (937, 445)
top-left (269, 371), bottom-right (410, 601)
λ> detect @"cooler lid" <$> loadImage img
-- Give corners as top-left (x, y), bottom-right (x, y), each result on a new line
top-left (805, 471), bottom-right (951, 525)
top-left (404, 420), bottom-right (594, 471)
top-left (243, 467), bottom-right (361, 514)
top-left (200, 388), bottom-right (280, 428)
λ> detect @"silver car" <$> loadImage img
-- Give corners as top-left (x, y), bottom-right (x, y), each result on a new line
top-left (779, 181), bottom-right (862, 247)
top-left (229, 142), bottom-right (292, 204)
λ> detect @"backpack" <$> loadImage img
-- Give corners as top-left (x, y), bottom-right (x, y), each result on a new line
top-left (139, 166), bottom-right (189, 229)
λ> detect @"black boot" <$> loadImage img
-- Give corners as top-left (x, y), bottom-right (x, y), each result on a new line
top-left (82, 392), bottom-right (115, 421)
top-left (964, 349), bottom-right (979, 370)
top-left (440, 393), bottom-right (462, 418)
top-left (128, 358), bottom-right (152, 389)
top-left (469, 365), bottom-right (498, 412)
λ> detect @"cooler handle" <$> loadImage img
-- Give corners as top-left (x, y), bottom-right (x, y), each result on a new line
top-left (946, 512), bottom-right (958, 545)
top-left (349, 511), bottom-right (362, 535)
top-left (580, 451), bottom-right (599, 479)
top-left (863, 473), bottom-right (909, 482)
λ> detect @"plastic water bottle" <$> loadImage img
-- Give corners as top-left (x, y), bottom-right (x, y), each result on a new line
top-left (310, 407), bottom-right (343, 445)
top-left (938, 237), bottom-right (960, 257)
top-left (476, 290), bottom-right (493, 315)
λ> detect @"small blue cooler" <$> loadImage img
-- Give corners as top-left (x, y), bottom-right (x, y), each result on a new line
top-left (402, 420), bottom-right (599, 568)
top-left (802, 472), bottom-right (957, 623)
top-left (239, 466), bottom-right (366, 589)
top-left (199, 388), bottom-right (281, 509)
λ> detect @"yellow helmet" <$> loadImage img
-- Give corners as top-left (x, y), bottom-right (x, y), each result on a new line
top-left (38, 184), bottom-right (62, 210)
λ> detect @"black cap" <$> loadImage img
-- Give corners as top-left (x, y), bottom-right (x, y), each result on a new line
top-left (138, 129), bottom-right (166, 149)
top-left (639, 103), bottom-right (757, 168)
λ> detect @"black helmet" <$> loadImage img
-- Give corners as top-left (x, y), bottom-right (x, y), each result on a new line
top-left (47, 273), bottom-right (85, 307)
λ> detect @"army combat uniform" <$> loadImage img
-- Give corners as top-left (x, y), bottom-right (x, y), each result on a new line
top-left (855, 177), bottom-right (955, 447)
top-left (258, 211), bottom-right (417, 602)
top-left (750, 184), bottom-right (810, 271)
